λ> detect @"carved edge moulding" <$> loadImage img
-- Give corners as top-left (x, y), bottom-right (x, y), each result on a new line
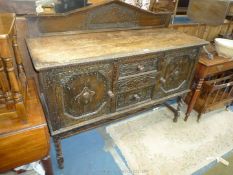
top-left (26, 0), bottom-right (172, 37)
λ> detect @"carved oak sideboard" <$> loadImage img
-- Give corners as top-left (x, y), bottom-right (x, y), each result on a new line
top-left (26, 0), bottom-right (208, 169)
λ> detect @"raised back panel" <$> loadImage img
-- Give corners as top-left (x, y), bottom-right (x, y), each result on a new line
top-left (27, 0), bottom-right (171, 37)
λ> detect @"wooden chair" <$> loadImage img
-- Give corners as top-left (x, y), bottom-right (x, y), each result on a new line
top-left (0, 13), bottom-right (27, 121)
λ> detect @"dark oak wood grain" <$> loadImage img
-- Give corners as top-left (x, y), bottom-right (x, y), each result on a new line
top-left (26, 0), bottom-right (208, 169)
top-left (27, 0), bottom-right (171, 37)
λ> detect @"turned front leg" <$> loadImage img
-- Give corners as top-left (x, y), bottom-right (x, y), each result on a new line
top-left (53, 137), bottom-right (64, 169)
top-left (185, 78), bottom-right (204, 121)
top-left (164, 96), bottom-right (182, 123)
top-left (173, 96), bottom-right (182, 122)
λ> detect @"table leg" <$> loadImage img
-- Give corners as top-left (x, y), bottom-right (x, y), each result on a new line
top-left (53, 137), bottom-right (64, 169)
top-left (164, 96), bottom-right (182, 122)
top-left (41, 155), bottom-right (54, 175)
top-left (175, 96), bottom-right (182, 122)
top-left (197, 113), bottom-right (202, 122)
top-left (185, 78), bottom-right (204, 121)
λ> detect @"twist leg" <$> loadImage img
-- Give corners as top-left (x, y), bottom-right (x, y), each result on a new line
top-left (173, 96), bottom-right (182, 122)
top-left (54, 137), bottom-right (64, 169)
top-left (197, 113), bottom-right (202, 122)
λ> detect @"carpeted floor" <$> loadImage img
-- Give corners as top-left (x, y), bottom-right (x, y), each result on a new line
top-left (105, 104), bottom-right (233, 175)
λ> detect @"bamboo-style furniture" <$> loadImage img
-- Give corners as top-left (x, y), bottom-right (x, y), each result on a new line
top-left (0, 13), bottom-right (27, 121)
top-left (185, 51), bottom-right (233, 122)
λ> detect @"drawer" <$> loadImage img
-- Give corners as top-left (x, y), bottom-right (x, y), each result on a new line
top-left (119, 54), bottom-right (160, 77)
top-left (117, 71), bottom-right (158, 92)
top-left (116, 86), bottom-right (153, 109)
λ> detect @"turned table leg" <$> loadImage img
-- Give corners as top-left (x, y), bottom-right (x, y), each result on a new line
top-left (164, 96), bottom-right (182, 123)
top-left (53, 137), bottom-right (64, 169)
top-left (185, 77), bottom-right (204, 121)
top-left (41, 155), bottom-right (54, 175)
top-left (197, 113), bottom-right (202, 122)
top-left (174, 96), bottom-right (182, 122)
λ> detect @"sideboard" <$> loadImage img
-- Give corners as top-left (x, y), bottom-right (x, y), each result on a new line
top-left (26, 0), bottom-right (208, 168)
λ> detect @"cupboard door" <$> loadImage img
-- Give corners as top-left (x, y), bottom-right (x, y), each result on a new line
top-left (153, 48), bottom-right (200, 98)
top-left (40, 63), bottom-right (113, 132)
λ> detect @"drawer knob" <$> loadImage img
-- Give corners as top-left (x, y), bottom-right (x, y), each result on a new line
top-left (175, 70), bottom-right (179, 76)
top-left (107, 90), bottom-right (115, 98)
top-left (160, 77), bottom-right (166, 84)
top-left (137, 65), bottom-right (145, 71)
top-left (133, 94), bottom-right (141, 101)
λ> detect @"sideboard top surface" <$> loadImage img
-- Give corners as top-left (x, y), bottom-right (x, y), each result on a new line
top-left (27, 28), bottom-right (208, 71)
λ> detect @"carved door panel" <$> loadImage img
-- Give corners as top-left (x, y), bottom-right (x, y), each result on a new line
top-left (153, 48), bottom-right (199, 98)
top-left (41, 64), bottom-right (113, 132)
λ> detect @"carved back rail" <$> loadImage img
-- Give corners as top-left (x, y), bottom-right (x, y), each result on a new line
top-left (26, 0), bottom-right (172, 37)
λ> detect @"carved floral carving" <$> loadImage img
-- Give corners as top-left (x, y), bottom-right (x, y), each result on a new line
top-left (74, 86), bottom-right (96, 105)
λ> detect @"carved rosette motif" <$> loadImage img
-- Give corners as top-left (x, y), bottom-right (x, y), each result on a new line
top-left (75, 87), bottom-right (96, 105)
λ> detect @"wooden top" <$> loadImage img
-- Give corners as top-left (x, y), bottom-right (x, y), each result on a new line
top-left (0, 13), bottom-right (15, 38)
top-left (199, 52), bottom-right (233, 66)
top-left (0, 79), bottom-right (47, 136)
top-left (27, 28), bottom-right (208, 71)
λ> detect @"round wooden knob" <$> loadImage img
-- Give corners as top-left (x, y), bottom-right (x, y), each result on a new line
top-left (160, 77), bottom-right (166, 84)
top-left (137, 65), bottom-right (145, 71)
top-left (108, 90), bottom-right (115, 98)
top-left (175, 70), bottom-right (179, 76)
top-left (83, 91), bottom-right (92, 104)
top-left (133, 94), bottom-right (140, 101)
top-left (75, 87), bottom-right (95, 105)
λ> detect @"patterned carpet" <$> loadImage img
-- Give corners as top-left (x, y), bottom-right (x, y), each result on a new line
top-left (106, 105), bottom-right (233, 175)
